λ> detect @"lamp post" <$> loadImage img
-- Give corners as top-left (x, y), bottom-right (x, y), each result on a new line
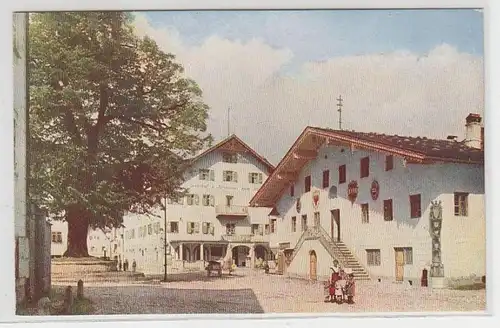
top-left (162, 196), bottom-right (168, 282)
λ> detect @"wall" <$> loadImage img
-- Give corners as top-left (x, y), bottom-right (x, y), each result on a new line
top-left (271, 144), bottom-right (485, 281)
top-left (13, 13), bottom-right (30, 304)
top-left (286, 239), bottom-right (333, 281)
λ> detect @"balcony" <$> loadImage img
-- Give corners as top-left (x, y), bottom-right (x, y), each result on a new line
top-left (221, 234), bottom-right (268, 243)
top-left (215, 205), bottom-right (248, 218)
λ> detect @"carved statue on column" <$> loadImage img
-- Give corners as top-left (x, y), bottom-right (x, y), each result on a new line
top-left (429, 200), bottom-right (444, 277)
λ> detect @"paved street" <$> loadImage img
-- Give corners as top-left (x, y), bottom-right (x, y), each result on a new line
top-left (61, 269), bottom-right (486, 314)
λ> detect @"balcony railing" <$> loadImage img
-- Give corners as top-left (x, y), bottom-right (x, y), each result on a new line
top-left (215, 205), bottom-right (248, 217)
top-left (221, 234), bottom-right (269, 243)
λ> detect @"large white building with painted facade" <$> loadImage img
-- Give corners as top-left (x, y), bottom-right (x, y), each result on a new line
top-left (119, 135), bottom-right (275, 274)
top-left (250, 114), bottom-right (485, 286)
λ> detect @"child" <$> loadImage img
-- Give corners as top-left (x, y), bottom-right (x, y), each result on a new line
top-left (345, 273), bottom-right (356, 304)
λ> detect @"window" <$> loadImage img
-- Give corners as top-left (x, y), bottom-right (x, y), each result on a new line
top-left (187, 222), bottom-right (199, 234)
top-left (202, 222), bottom-right (213, 234)
top-left (264, 224), bottom-right (270, 235)
top-left (301, 215), bottom-right (308, 231)
top-left (410, 194), bottom-right (421, 218)
top-left (51, 232), bottom-right (62, 243)
top-left (384, 199), bottom-right (393, 221)
top-left (403, 247), bottom-right (413, 265)
top-left (360, 157), bottom-right (370, 178)
top-left (199, 169), bottom-right (214, 181)
top-left (314, 212), bottom-right (321, 226)
top-left (251, 224), bottom-right (260, 235)
top-left (291, 216), bottom-right (297, 232)
top-left (305, 176), bottom-right (311, 192)
top-left (222, 153), bottom-right (238, 163)
top-left (338, 165), bottom-right (346, 184)
top-left (385, 155), bottom-right (394, 171)
top-left (186, 194), bottom-right (199, 206)
top-left (169, 222), bottom-right (179, 233)
top-left (202, 194), bottom-right (215, 206)
top-left (454, 192), bottom-right (469, 216)
top-left (366, 249), bottom-right (381, 266)
top-left (270, 219), bottom-right (277, 233)
top-left (322, 170), bottom-right (330, 188)
top-left (147, 224), bottom-right (152, 235)
top-left (223, 170), bottom-right (238, 182)
top-left (290, 185), bottom-right (295, 197)
top-left (226, 223), bottom-right (236, 235)
top-left (361, 203), bottom-right (369, 223)
top-left (249, 172), bottom-right (263, 184)
top-left (226, 195), bottom-right (234, 206)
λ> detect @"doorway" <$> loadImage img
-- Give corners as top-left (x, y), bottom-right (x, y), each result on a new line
top-left (309, 250), bottom-right (317, 281)
top-left (394, 248), bottom-right (405, 282)
top-left (331, 209), bottom-right (341, 242)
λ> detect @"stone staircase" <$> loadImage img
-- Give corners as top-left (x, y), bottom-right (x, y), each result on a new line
top-left (290, 225), bottom-right (371, 281)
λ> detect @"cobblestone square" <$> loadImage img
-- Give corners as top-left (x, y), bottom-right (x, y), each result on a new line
top-left (72, 269), bottom-right (486, 315)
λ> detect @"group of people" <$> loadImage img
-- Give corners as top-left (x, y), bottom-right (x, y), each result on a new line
top-left (324, 260), bottom-right (356, 304)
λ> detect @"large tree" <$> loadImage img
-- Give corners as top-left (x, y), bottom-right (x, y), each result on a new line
top-left (28, 12), bottom-right (212, 257)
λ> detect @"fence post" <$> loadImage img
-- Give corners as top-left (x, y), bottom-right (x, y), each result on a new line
top-left (64, 286), bottom-right (73, 314)
top-left (77, 280), bottom-right (84, 300)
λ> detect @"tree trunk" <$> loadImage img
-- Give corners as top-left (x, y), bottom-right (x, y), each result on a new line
top-left (63, 206), bottom-right (90, 257)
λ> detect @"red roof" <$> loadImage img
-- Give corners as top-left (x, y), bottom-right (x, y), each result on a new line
top-left (249, 126), bottom-right (484, 207)
top-left (190, 134), bottom-right (274, 172)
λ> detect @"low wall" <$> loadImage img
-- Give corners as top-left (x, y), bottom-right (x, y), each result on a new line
top-left (52, 258), bottom-right (117, 276)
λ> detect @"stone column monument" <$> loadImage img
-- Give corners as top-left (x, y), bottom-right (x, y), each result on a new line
top-left (429, 200), bottom-right (445, 288)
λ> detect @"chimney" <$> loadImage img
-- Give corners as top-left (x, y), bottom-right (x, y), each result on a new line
top-left (464, 113), bottom-right (482, 149)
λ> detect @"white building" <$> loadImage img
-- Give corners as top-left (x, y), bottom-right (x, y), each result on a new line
top-left (250, 114), bottom-right (485, 286)
top-left (50, 220), bottom-right (121, 260)
top-left (120, 135), bottom-right (275, 274)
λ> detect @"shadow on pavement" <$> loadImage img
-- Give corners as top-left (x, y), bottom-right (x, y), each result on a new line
top-left (87, 286), bottom-right (265, 314)
top-left (142, 271), bottom-right (246, 283)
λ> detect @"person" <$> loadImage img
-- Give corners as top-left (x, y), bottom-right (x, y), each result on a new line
top-left (328, 260), bottom-right (342, 301)
top-left (123, 259), bottom-right (129, 271)
top-left (132, 259), bottom-right (137, 272)
top-left (345, 273), bottom-right (356, 304)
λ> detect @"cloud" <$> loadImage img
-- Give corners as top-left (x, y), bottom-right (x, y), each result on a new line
top-left (132, 14), bottom-right (484, 165)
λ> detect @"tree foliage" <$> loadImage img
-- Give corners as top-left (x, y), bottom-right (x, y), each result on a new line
top-left (29, 12), bottom-right (212, 234)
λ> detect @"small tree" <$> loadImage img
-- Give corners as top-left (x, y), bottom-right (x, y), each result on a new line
top-left (28, 12), bottom-right (212, 257)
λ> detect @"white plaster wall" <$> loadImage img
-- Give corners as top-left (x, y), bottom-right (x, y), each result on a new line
top-left (287, 239), bottom-right (334, 281)
top-left (271, 144), bottom-right (485, 281)
top-left (14, 13), bottom-right (27, 239)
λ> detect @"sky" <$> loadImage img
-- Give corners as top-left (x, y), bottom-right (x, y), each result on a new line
top-left (132, 9), bottom-right (484, 164)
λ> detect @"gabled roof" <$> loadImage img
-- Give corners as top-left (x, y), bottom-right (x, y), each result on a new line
top-left (190, 134), bottom-right (274, 173)
top-left (249, 126), bottom-right (484, 208)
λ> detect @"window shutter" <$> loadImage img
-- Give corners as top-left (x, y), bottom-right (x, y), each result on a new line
top-left (258, 173), bottom-right (263, 184)
top-left (209, 195), bottom-right (215, 206)
top-left (202, 222), bottom-right (208, 234)
top-left (194, 222), bottom-right (200, 233)
top-left (198, 170), bottom-right (203, 180)
top-left (195, 194), bottom-right (200, 205)
top-left (166, 222), bottom-right (171, 233)
top-left (234, 171), bottom-right (238, 182)
top-left (187, 222), bottom-right (192, 234)
top-left (258, 225), bottom-right (263, 235)
top-left (210, 226), bottom-right (215, 235)
top-left (210, 170), bottom-right (215, 181)
top-left (248, 173), bottom-right (252, 183)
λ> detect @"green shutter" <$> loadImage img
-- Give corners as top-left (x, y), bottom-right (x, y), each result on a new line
top-left (258, 173), bottom-right (263, 184)
top-left (210, 170), bottom-right (215, 181)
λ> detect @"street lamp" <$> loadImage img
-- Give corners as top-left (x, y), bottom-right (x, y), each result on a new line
top-left (162, 195), bottom-right (168, 282)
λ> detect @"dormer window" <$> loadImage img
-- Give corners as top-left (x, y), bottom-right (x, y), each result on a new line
top-left (222, 152), bottom-right (238, 163)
